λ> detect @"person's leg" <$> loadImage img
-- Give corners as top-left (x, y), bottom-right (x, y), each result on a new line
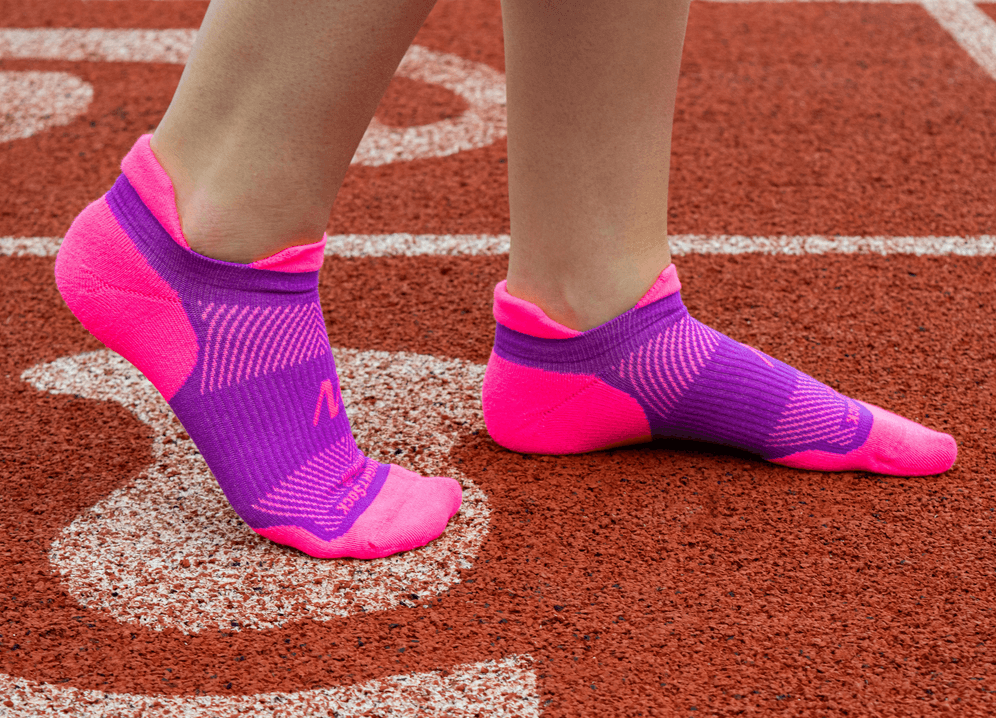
top-left (152, 0), bottom-right (436, 263)
top-left (502, 0), bottom-right (687, 331)
top-left (485, 0), bottom-right (957, 476)
top-left (55, 0), bottom-right (463, 560)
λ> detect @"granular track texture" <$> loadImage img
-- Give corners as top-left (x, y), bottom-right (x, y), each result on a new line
top-left (2, 0), bottom-right (996, 715)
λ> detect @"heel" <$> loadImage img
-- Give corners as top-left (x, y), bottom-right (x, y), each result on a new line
top-left (482, 350), bottom-right (651, 454)
top-left (55, 192), bottom-right (198, 401)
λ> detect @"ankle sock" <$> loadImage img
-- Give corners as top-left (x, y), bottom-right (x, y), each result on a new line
top-left (55, 135), bottom-right (462, 559)
top-left (483, 265), bottom-right (957, 476)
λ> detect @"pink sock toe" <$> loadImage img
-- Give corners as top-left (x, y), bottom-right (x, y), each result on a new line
top-left (256, 467), bottom-right (462, 559)
top-left (772, 402), bottom-right (957, 476)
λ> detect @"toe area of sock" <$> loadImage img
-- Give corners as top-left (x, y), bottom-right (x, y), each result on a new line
top-left (256, 465), bottom-right (463, 559)
top-left (772, 401), bottom-right (957, 476)
top-left (857, 402), bottom-right (957, 476)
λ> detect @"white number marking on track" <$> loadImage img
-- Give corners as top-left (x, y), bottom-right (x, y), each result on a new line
top-left (0, 71), bottom-right (93, 143)
top-left (21, 348), bottom-right (490, 634)
top-left (0, 32), bottom-right (506, 166)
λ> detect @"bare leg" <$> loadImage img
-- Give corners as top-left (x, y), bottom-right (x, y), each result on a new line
top-left (501, 0), bottom-right (691, 331)
top-left (151, 0), bottom-right (437, 263)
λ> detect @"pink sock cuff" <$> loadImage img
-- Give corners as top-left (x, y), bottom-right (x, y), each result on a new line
top-left (493, 264), bottom-right (682, 339)
top-left (121, 134), bottom-right (189, 249)
top-left (249, 235), bottom-right (327, 273)
top-left (121, 135), bottom-right (326, 273)
top-left (635, 263), bottom-right (681, 308)
top-left (493, 282), bottom-right (582, 339)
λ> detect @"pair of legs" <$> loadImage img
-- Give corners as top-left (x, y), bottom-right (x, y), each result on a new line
top-left (55, 0), bottom-right (957, 561)
top-left (150, 0), bottom-right (687, 330)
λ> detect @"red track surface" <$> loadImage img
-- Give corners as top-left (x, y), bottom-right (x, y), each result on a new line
top-left (2, 0), bottom-right (996, 715)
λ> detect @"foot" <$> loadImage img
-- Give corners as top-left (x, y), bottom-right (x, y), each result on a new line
top-left (55, 135), bottom-right (462, 558)
top-left (483, 264), bottom-right (957, 476)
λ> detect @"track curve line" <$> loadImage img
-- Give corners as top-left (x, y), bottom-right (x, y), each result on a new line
top-left (21, 348), bottom-right (490, 634)
top-left (0, 656), bottom-right (539, 718)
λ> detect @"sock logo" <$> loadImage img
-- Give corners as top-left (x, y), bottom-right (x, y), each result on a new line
top-left (313, 379), bottom-right (340, 426)
top-left (846, 399), bottom-right (861, 425)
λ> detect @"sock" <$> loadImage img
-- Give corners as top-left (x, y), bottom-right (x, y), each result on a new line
top-left (54, 135), bottom-right (462, 559)
top-left (483, 265), bottom-right (957, 476)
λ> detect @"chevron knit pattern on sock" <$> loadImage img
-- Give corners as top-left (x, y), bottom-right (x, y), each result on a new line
top-left (54, 135), bottom-right (462, 559)
top-left (482, 265), bottom-right (957, 476)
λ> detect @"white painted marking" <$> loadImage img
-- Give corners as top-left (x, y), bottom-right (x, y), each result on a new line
top-left (0, 236), bottom-right (63, 257)
top-left (23, 348), bottom-right (490, 634)
top-left (0, 33), bottom-right (506, 165)
top-left (351, 45), bottom-right (506, 166)
top-left (0, 71), bottom-right (93, 143)
top-left (695, 0), bottom-right (915, 3)
top-left (692, 0), bottom-right (996, 83)
top-left (920, 0), bottom-right (996, 81)
top-left (325, 233), bottom-right (511, 257)
top-left (667, 233), bottom-right (996, 256)
top-left (325, 233), bottom-right (996, 257)
top-left (0, 656), bottom-right (539, 718)
top-left (6, 234), bottom-right (996, 258)
top-left (0, 28), bottom-right (197, 64)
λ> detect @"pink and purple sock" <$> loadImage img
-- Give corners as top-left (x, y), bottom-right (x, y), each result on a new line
top-left (483, 265), bottom-right (957, 476)
top-left (55, 135), bottom-right (462, 559)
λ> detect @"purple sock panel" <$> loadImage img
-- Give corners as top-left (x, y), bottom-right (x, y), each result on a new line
top-left (492, 289), bottom-right (874, 461)
top-left (105, 174), bottom-right (387, 537)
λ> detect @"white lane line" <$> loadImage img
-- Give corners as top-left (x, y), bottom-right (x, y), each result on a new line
top-left (0, 237), bottom-right (63, 257)
top-left (326, 233), bottom-right (512, 257)
top-left (920, 0), bottom-right (996, 81)
top-left (24, 348), bottom-right (490, 634)
top-left (0, 656), bottom-right (540, 718)
top-left (0, 28), bottom-right (196, 64)
top-left (6, 234), bottom-right (996, 258)
top-left (696, 0), bottom-right (916, 3)
top-left (668, 234), bottom-right (996, 256)
top-left (0, 237), bottom-right (62, 257)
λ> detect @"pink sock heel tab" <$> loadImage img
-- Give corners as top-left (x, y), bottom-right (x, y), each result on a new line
top-left (249, 234), bottom-right (327, 273)
top-left (635, 263), bottom-right (681, 308)
top-left (493, 281), bottom-right (581, 339)
top-left (120, 134), bottom-right (189, 249)
top-left (493, 264), bottom-right (680, 340)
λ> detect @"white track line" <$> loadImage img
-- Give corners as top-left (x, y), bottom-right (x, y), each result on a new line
top-left (0, 237), bottom-right (62, 256)
top-left (919, 0), bottom-right (996, 80)
top-left (326, 233), bottom-right (996, 257)
top-left (326, 233), bottom-right (512, 257)
top-left (669, 234), bottom-right (996, 256)
top-left (0, 28), bottom-right (196, 64)
top-left (7, 234), bottom-right (995, 258)
top-left (0, 656), bottom-right (539, 718)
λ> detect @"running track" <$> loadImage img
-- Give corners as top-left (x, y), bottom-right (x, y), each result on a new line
top-left (1, 0), bottom-right (995, 715)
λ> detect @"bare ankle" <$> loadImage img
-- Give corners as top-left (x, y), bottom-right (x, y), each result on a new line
top-left (149, 134), bottom-right (329, 264)
top-left (506, 250), bottom-right (671, 331)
